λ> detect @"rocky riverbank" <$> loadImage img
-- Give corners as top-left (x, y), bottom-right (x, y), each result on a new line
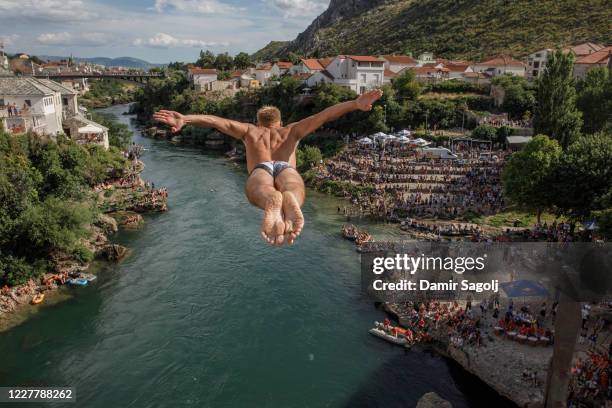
top-left (385, 302), bottom-right (551, 408)
top-left (0, 164), bottom-right (167, 332)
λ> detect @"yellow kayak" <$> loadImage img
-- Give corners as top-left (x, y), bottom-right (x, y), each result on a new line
top-left (31, 293), bottom-right (45, 305)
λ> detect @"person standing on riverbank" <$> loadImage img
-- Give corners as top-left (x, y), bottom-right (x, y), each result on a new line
top-left (153, 89), bottom-right (383, 246)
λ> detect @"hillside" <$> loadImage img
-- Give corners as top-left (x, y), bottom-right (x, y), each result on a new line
top-left (250, 41), bottom-right (290, 62)
top-left (261, 0), bottom-right (612, 60)
top-left (38, 55), bottom-right (164, 70)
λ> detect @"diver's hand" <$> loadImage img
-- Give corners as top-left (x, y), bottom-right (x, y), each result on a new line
top-left (153, 110), bottom-right (185, 133)
top-left (356, 89), bottom-right (383, 111)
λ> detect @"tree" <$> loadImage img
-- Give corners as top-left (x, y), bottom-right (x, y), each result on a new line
top-left (502, 83), bottom-right (535, 120)
top-left (214, 52), bottom-right (233, 72)
top-left (502, 134), bottom-right (562, 222)
top-left (546, 132), bottom-right (612, 220)
top-left (471, 125), bottom-right (497, 141)
top-left (196, 50), bottom-right (216, 68)
top-left (533, 49), bottom-right (582, 149)
top-left (233, 52), bottom-right (251, 70)
top-left (92, 112), bottom-right (132, 148)
top-left (575, 67), bottom-right (612, 134)
top-left (287, 52), bottom-right (302, 65)
top-left (391, 69), bottom-right (421, 101)
top-left (296, 145), bottom-right (322, 172)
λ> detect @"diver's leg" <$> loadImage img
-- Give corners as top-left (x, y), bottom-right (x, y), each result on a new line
top-left (274, 168), bottom-right (305, 244)
top-left (245, 169), bottom-right (285, 246)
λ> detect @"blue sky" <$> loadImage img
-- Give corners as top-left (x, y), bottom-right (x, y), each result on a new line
top-left (0, 0), bottom-right (329, 63)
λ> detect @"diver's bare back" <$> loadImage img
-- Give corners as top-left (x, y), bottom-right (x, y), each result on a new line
top-left (242, 125), bottom-right (298, 173)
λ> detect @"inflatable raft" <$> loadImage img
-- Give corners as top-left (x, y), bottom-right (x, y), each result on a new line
top-left (368, 327), bottom-right (408, 346)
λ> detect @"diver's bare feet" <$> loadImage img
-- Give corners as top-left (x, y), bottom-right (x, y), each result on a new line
top-left (282, 191), bottom-right (304, 245)
top-left (261, 191), bottom-right (285, 246)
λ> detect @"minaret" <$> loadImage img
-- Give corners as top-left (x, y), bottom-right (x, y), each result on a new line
top-left (0, 41), bottom-right (8, 70)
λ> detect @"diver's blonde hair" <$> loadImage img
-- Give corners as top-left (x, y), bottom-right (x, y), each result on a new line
top-left (257, 106), bottom-right (281, 127)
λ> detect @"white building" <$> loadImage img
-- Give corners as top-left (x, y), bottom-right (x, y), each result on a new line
top-left (324, 55), bottom-right (385, 94)
top-left (0, 77), bottom-right (63, 135)
top-left (573, 47), bottom-right (612, 79)
top-left (0, 77), bottom-right (108, 149)
top-left (526, 49), bottom-right (553, 79)
top-left (290, 58), bottom-right (325, 75)
top-left (472, 56), bottom-right (526, 77)
top-left (305, 70), bottom-right (334, 88)
top-left (381, 55), bottom-right (418, 73)
top-left (270, 61), bottom-right (293, 77)
top-left (255, 63), bottom-right (273, 86)
top-left (187, 68), bottom-right (218, 92)
top-left (417, 52), bottom-right (435, 66)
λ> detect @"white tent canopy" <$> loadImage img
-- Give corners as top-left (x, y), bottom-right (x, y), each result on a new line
top-left (413, 137), bottom-right (430, 146)
top-left (385, 135), bottom-right (397, 140)
top-left (397, 129), bottom-right (411, 136)
top-left (358, 137), bottom-right (373, 144)
top-left (78, 124), bottom-right (104, 134)
top-left (398, 135), bottom-right (411, 143)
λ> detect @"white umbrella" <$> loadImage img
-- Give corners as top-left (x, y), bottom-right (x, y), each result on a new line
top-left (358, 137), bottom-right (373, 144)
top-left (78, 124), bottom-right (103, 133)
top-left (386, 135), bottom-right (398, 141)
top-left (398, 136), bottom-right (410, 143)
top-left (397, 129), bottom-right (411, 136)
top-left (413, 138), bottom-right (430, 146)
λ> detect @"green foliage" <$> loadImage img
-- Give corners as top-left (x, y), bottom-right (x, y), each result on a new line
top-left (264, 0), bottom-right (612, 62)
top-left (426, 80), bottom-right (486, 94)
top-left (132, 70), bottom-right (190, 117)
top-left (546, 132), bottom-right (612, 219)
top-left (502, 135), bottom-right (562, 221)
top-left (82, 79), bottom-right (134, 108)
top-left (92, 112), bottom-right (132, 148)
top-left (575, 67), bottom-right (612, 134)
top-left (533, 50), bottom-right (582, 149)
top-left (391, 69), bottom-right (421, 101)
top-left (0, 131), bottom-right (127, 286)
top-left (296, 145), bottom-right (323, 172)
top-left (234, 52), bottom-right (252, 69)
top-left (491, 75), bottom-right (535, 119)
top-left (471, 125), bottom-right (498, 141)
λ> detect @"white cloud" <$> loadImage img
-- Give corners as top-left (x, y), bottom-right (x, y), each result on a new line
top-left (37, 32), bottom-right (114, 47)
top-left (0, 0), bottom-right (96, 22)
top-left (0, 35), bottom-right (19, 46)
top-left (269, 0), bottom-right (328, 17)
top-left (133, 33), bottom-right (228, 48)
top-left (152, 0), bottom-right (237, 14)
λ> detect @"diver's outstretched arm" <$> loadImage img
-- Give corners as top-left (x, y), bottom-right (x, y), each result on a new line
top-left (288, 89), bottom-right (383, 140)
top-left (153, 110), bottom-right (251, 139)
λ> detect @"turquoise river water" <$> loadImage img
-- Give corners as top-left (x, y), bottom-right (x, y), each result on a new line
top-left (0, 105), bottom-right (516, 408)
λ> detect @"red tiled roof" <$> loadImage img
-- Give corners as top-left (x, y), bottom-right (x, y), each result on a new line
top-left (575, 47), bottom-right (612, 64)
top-left (318, 57), bottom-right (335, 68)
top-left (382, 55), bottom-right (417, 64)
top-left (384, 69), bottom-right (396, 78)
top-left (275, 61), bottom-right (293, 69)
top-left (301, 58), bottom-right (324, 71)
top-left (478, 55), bottom-right (525, 67)
top-left (445, 63), bottom-right (470, 72)
top-left (189, 68), bottom-right (217, 75)
top-left (256, 63), bottom-right (272, 71)
top-left (230, 70), bottom-right (243, 77)
top-left (571, 42), bottom-right (605, 57)
top-left (348, 55), bottom-right (384, 63)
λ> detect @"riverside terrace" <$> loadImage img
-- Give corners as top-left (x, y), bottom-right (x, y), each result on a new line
top-left (315, 141), bottom-right (506, 220)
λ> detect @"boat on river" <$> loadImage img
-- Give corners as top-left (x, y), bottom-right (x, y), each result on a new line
top-left (368, 327), bottom-right (408, 346)
top-left (68, 278), bottom-right (89, 287)
top-left (79, 273), bottom-right (97, 282)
